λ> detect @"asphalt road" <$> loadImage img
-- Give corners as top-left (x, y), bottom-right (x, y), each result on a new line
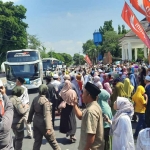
top-left (6, 89), bottom-right (137, 150)
top-left (8, 89), bottom-right (81, 150)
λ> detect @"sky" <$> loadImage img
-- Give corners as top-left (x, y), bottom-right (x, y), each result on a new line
top-left (2, 0), bottom-right (144, 56)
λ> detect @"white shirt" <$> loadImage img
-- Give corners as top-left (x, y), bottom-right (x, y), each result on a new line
top-left (112, 115), bottom-right (135, 150)
top-left (19, 85), bottom-right (29, 105)
top-left (51, 80), bottom-right (61, 91)
top-left (136, 128), bottom-right (150, 150)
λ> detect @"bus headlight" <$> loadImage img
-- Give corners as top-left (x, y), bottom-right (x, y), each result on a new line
top-left (31, 79), bottom-right (41, 86)
top-left (7, 81), bottom-right (15, 88)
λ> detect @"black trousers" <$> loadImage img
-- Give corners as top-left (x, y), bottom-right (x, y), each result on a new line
top-left (104, 127), bottom-right (110, 150)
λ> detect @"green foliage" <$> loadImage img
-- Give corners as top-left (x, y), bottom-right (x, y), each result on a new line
top-left (122, 25), bottom-right (127, 34)
top-left (99, 20), bottom-right (114, 35)
top-left (82, 20), bottom-right (127, 64)
top-left (39, 46), bottom-right (49, 58)
top-left (0, 1), bottom-right (28, 64)
top-left (73, 53), bottom-right (85, 65)
top-left (47, 51), bottom-right (72, 66)
top-left (118, 25), bottom-right (121, 34)
top-left (82, 40), bottom-right (97, 64)
top-left (27, 34), bottom-right (41, 49)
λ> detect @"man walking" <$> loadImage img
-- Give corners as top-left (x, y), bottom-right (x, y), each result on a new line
top-left (16, 77), bottom-right (33, 138)
top-left (73, 82), bottom-right (104, 150)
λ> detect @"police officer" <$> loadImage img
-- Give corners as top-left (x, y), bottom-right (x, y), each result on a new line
top-left (10, 86), bottom-right (29, 150)
top-left (16, 77), bottom-right (32, 139)
top-left (28, 84), bottom-right (61, 150)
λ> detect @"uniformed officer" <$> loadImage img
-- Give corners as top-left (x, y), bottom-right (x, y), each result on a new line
top-left (10, 86), bottom-right (30, 150)
top-left (16, 77), bottom-right (33, 139)
top-left (73, 82), bottom-right (104, 150)
top-left (27, 84), bottom-right (61, 150)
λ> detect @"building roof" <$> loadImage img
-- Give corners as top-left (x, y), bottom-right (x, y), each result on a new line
top-left (119, 18), bottom-right (150, 41)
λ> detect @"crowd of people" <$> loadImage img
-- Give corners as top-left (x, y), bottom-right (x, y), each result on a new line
top-left (0, 61), bottom-right (150, 150)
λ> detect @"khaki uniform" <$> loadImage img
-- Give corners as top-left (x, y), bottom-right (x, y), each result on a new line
top-left (10, 95), bottom-right (29, 150)
top-left (78, 101), bottom-right (104, 150)
top-left (28, 95), bottom-right (60, 150)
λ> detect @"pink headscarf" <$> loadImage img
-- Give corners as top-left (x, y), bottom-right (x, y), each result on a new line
top-left (59, 80), bottom-right (77, 105)
top-left (104, 82), bottom-right (112, 95)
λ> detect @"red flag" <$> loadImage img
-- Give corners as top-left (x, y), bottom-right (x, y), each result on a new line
top-left (84, 55), bottom-right (92, 66)
top-left (122, 2), bottom-right (150, 49)
top-left (130, 0), bottom-right (150, 22)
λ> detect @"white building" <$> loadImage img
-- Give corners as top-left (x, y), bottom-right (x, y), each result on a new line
top-left (119, 18), bottom-right (150, 61)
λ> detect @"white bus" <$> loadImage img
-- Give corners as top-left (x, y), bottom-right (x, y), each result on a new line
top-left (42, 58), bottom-right (65, 71)
top-left (5, 49), bottom-right (43, 90)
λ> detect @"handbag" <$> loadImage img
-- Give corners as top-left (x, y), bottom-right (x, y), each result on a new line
top-left (58, 101), bottom-right (66, 109)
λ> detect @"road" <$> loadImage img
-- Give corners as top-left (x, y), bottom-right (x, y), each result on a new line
top-left (8, 89), bottom-right (81, 150)
top-left (5, 87), bottom-right (137, 150)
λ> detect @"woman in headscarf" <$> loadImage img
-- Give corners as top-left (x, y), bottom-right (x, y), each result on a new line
top-left (104, 82), bottom-right (112, 95)
top-left (28, 84), bottom-right (60, 150)
top-left (110, 82), bottom-right (128, 115)
top-left (97, 89), bottom-right (112, 150)
top-left (139, 67), bottom-right (147, 87)
top-left (124, 78), bottom-right (134, 99)
top-left (76, 74), bottom-right (84, 108)
top-left (93, 76), bottom-right (103, 89)
top-left (129, 73), bottom-right (138, 92)
top-left (59, 80), bottom-right (77, 142)
top-left (105, 97), bottom-right (135, 150)
top-left (132, 86), bottom-right (148, 139)
top-left (71, 76), bottom-right (82, 107)
top-left (104, 82), bottom-right (112, 106)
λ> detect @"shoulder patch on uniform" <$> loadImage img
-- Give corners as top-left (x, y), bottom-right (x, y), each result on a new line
top-left (38, 97), bottom-right (48, 105)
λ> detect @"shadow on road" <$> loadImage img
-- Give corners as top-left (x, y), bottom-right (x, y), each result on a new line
top-left (6, 88), bottom-right (38, 96)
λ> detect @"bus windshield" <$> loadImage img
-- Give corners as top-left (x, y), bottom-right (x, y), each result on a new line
top-left (42, 60), bottom-right (52, 71)
top-left (5, 63), bottom-right (40, 81)
top-left (7, 51), bottom-right (39, 62)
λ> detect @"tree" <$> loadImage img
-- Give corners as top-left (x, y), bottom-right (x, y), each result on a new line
top-left (27, 34), bottom-right (41, 49)
top-left (39, 46), bottom-right (49, 58)
top-left (122, 25), bottom-right (127, 34)
top-left (0, 1), bottom-right (28, 64)
top-left (118, 25), bottom-right (121, 34)
top-left (73, 53), bottom-right (85, 65)
top-left (82, 40), bottom-right (97, 64)
top-left (61, 53), bottom-right (73, 66)
top-left (99, 20), bottom-right (114, 35)
top-left (101, 31), bottom-right (122, 57)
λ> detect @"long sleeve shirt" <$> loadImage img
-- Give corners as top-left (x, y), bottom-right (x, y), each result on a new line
top-left (0, 94), bottom-right (13, 149)
top-left (19, 85), bottom-right (29, 105)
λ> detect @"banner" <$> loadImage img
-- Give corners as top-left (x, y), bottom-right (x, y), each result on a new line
top-left (84, 55), bottom-right (92, 66)
top-left (130, 0), bottom-right (150, 22)
top-left (122, 2), bottom-right (150, 49)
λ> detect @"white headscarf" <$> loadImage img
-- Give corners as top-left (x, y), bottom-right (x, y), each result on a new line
top-left (111, 97), bottom-right (134, 135)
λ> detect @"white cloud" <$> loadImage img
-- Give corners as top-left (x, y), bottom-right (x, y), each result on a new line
top-left (43, 40), bottom-right (83, 56)
top-left (1, 0), bottom-right (19, 2)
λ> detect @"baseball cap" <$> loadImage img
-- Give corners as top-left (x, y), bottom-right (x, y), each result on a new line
top-left (145, 75), bottom-right (150, 81)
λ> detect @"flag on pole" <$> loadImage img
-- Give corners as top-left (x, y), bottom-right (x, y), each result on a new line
top-left (84, 55), bottom-right (92, 66)
top-left (130, 0), bottom-right (150, 22)
top-left (122, 2), bottom-right (150, 49)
